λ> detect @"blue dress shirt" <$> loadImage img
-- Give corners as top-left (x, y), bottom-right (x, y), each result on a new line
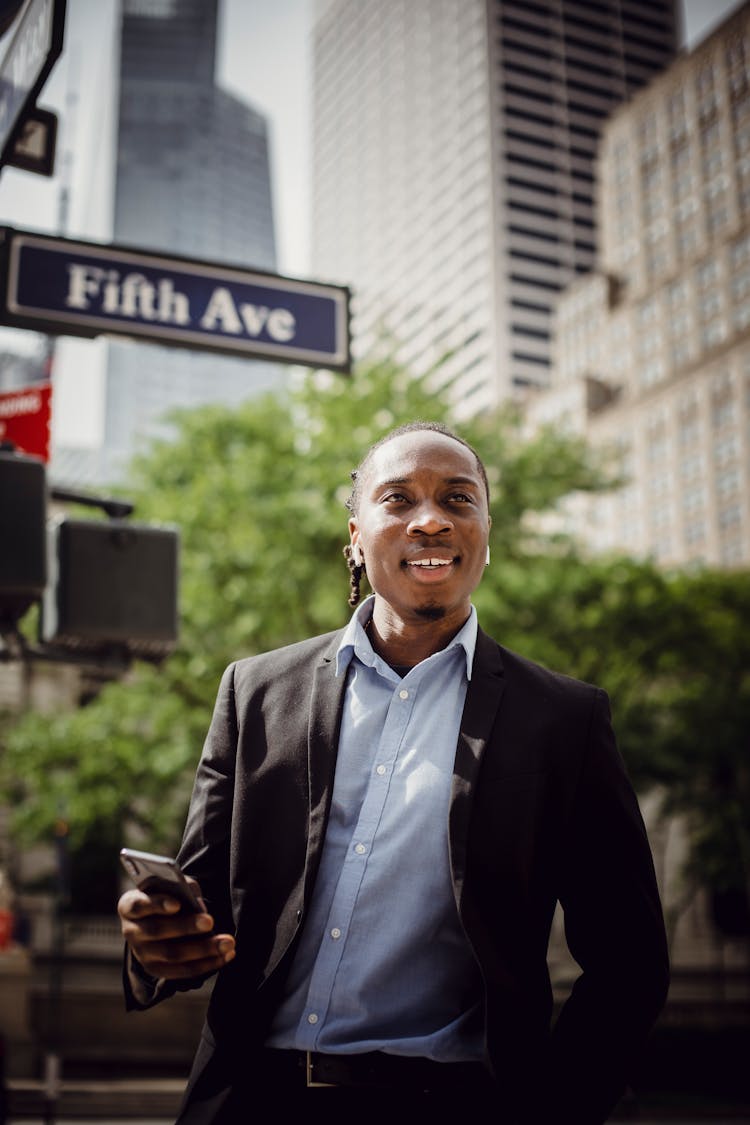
top-left (266, 596), bottom-right (484, 1061)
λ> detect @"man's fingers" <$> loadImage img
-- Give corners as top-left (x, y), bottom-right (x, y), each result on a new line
top-left (121, 909), bottom-right (214, 944)
top-left (118, 879), bottom-right (233, 982)
top-left (184, 876), bottom-right (207, 913)
top-left (137, 934), bottom-right (236, 981)
top-left (144, 934), bottom-right (234, 965)
top-left (118, 888), bottom-right (182, 920)
top-left (122, 904), bottom-right (211, 931)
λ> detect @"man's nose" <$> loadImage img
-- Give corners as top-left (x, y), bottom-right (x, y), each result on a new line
top-left (407, 502), bottom-right (452, 535)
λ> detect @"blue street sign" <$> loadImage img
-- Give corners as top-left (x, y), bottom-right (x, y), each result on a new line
top-left (0, 227), bottom-right (351, 371)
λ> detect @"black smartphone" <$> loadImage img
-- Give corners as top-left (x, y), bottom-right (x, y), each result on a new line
top-left (120, 848), bottom-right (204, 913)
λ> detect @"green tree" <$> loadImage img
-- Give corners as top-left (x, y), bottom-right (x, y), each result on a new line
top-left (0, 360), bottom-right (610, 878)
top-left (2, 357), bottom-right (748, 931)
top-left (475, 551), bottom-right (750, 939)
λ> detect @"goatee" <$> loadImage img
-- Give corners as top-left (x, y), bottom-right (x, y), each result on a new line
top-left (414, 603), bottom-right (446, 621)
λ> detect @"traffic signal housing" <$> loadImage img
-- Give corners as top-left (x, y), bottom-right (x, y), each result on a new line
top-left (40, 516), bottom-right (179, 660)
top-left (0, 447), bottom-right (46, 627)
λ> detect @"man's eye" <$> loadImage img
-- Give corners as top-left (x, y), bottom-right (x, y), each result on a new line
top-left (448, 492), bottom-right (472, 503)
top-left (383, 492), bottom-right (408, 503)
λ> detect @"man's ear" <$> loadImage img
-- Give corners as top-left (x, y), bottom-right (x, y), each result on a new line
top-left (348, 518), bottom-right (363, 566)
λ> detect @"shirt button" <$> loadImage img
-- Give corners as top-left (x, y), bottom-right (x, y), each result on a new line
top-left (376, 764), bottom-right (386, 776)
top-left (330, 927), bottom-right (341, 939)
top-left (307, 1013), bottom-right (319, 1024)
top-left (354, 842), bottom-right (367, 855)
top-left (399, 689), bottom-right (409, 700)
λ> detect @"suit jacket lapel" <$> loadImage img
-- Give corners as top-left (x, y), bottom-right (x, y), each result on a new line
top-left (304, 631), bottom-right (348, 899)
top-left (449, 626), bottom-right (506, 901)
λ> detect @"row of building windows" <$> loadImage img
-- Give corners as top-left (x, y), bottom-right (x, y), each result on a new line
top-left (499, 8), bottom-right (672, 59)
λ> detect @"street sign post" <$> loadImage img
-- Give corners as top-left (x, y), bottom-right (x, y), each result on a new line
top-left (0, 0), bottom-right (65, 171)
top-left (0, 227), bottom-right (351, 371)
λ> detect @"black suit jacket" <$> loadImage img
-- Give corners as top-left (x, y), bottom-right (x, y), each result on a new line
top-left (126, 625), bottom-right (669, 1124)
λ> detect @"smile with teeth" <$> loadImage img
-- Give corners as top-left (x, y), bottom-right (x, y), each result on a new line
top-left (407, 558), bottom-right (453, 568)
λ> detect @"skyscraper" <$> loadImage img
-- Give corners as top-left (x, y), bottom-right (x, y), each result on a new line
top-left (532, 0), bottom-right (750, 567)
top-left (99, 0), bottom-right (280, 482)
top-left (311, 0), bottom-right (678, 411)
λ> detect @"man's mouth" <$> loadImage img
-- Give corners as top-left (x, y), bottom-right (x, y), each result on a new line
top-left (406, 557), bottom-right (454, 569)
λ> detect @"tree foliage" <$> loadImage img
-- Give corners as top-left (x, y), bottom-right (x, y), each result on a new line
top-left (1, 358), bottom-right (748, 923)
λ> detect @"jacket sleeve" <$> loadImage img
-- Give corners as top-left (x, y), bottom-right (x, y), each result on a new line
top-left (539, 688), bottom-right (670, 1123)
top-left (123, 663), bottom-right (239, 1012)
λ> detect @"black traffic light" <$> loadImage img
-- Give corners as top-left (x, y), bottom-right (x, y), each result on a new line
top-left (0, 447), bottom-right (46, 627)
top-left (40, 517), bottom-right (179, 660)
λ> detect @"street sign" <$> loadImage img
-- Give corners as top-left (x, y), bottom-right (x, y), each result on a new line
top-left (7, 104), bottom-right (56, 175)
top-left (0, 227), bottom-right (351, 371)
top-left (0, 0), bottom-right (66, 170)
top-left (0, 378), bottom-right (51, 460)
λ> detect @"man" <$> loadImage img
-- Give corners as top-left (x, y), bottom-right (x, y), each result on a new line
top-left (118, 422), bottom-right (669, 1124)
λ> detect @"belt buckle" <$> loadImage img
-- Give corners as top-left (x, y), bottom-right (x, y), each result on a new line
top-left (305, 1051), bottom-right (336, 1087)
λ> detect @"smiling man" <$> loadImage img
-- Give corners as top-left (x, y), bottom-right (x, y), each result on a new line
top-left (119, 421), bottom-right (669, 1125)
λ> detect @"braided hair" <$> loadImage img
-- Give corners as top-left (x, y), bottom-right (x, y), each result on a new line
top-left (343, 543), bottom-right (364, 607)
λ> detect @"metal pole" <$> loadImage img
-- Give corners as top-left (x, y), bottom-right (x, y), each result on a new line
top-left (43, 817), bottom-right (69, 1125)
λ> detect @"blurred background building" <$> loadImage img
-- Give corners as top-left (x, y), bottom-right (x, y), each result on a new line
top-left (528, 1), bottom-right (750, 567)
top-left (311, 0), bottom-right (678, 413)
top-left (95, 0), bottom-right (280, 484)
top-left (0, 0), bottom-right (283, 486)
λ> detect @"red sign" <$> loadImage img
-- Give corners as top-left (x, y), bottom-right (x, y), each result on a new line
top-left (0, 380), bottom-right (51, 461)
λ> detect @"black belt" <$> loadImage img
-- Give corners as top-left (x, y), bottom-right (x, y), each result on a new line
top-left (260, 1047), bottom-right (491, 1090)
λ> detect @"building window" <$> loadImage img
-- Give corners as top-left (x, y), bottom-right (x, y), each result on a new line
top-left (727, 32), bottom-right (749, 76)
top-left (707, 205), bottom-right (728, 234)
top-left (677, 224), bottom-right (698, 260)
top-left (697, 256), bottom-right (720, 287)
top-left (731, 232), bottom-right (750, 266)
top-left (701, 318), bottom-right (727, 349)
top-left (669, 310), bottom-right (691, 342)
top-left (667, 87), bottom-right (687, 140)
top-left (671, 340), bottom-right (692, 368)
top-left (718, 503), bottom-right (742, 531)
top-left (712, 394), bottom-right (736, 428)
top-left (734, 300), bottom-right (750, 332)
top-left (716, 467), bottom-right (741, 498)
top-left (681, 451), bottom-right (704, 481)
top-left (713, 432), bottom-right (739, 464)
top-left (682, 484), bottom-right (705, 513)
top-left (720, 539), bottom-right (744, 564)
top-left (646, 427), bottom-right (669, 462)
top-left (684, 519), bottom-right (706, 546)
top-left (650, 472), bottom-right (671, 498)
top-left (668, 278), bottom-right (691, 308)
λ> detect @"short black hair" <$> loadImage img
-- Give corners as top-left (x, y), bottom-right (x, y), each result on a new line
top-left (345, 421), bottom-right (490, 515)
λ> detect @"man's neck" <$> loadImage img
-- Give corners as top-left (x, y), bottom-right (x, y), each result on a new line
top-left (368, 601), bottom-right (470, 668)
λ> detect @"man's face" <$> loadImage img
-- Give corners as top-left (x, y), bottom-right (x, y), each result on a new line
top-left (349, 431), bottom-right (491, 626)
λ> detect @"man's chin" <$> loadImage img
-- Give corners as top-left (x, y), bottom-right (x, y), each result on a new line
top-left (414, 602), bottom-right (447, 621)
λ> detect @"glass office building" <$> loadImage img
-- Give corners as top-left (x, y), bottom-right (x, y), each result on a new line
top-left (101, 0), bottom-right (280, 481)
top-left (311, 0), bottom-right (678, 411)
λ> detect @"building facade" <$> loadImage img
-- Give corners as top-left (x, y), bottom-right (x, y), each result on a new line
top-left (67, 0), bottom-right (281, 483)
top-left (535, 0), bottom-right (750, 567)
top-left (311, 0), bottom-right (677, 413)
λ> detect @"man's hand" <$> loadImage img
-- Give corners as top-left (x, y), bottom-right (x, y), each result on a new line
top-left (118, 878), bottom-right (236, 981)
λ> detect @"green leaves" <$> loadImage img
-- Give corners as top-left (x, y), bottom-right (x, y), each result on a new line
top-left (1, 356), bottom-right (748, 922)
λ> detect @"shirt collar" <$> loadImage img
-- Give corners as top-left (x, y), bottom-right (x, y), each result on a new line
top-left (335, 594), bottom-right (478, 680)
